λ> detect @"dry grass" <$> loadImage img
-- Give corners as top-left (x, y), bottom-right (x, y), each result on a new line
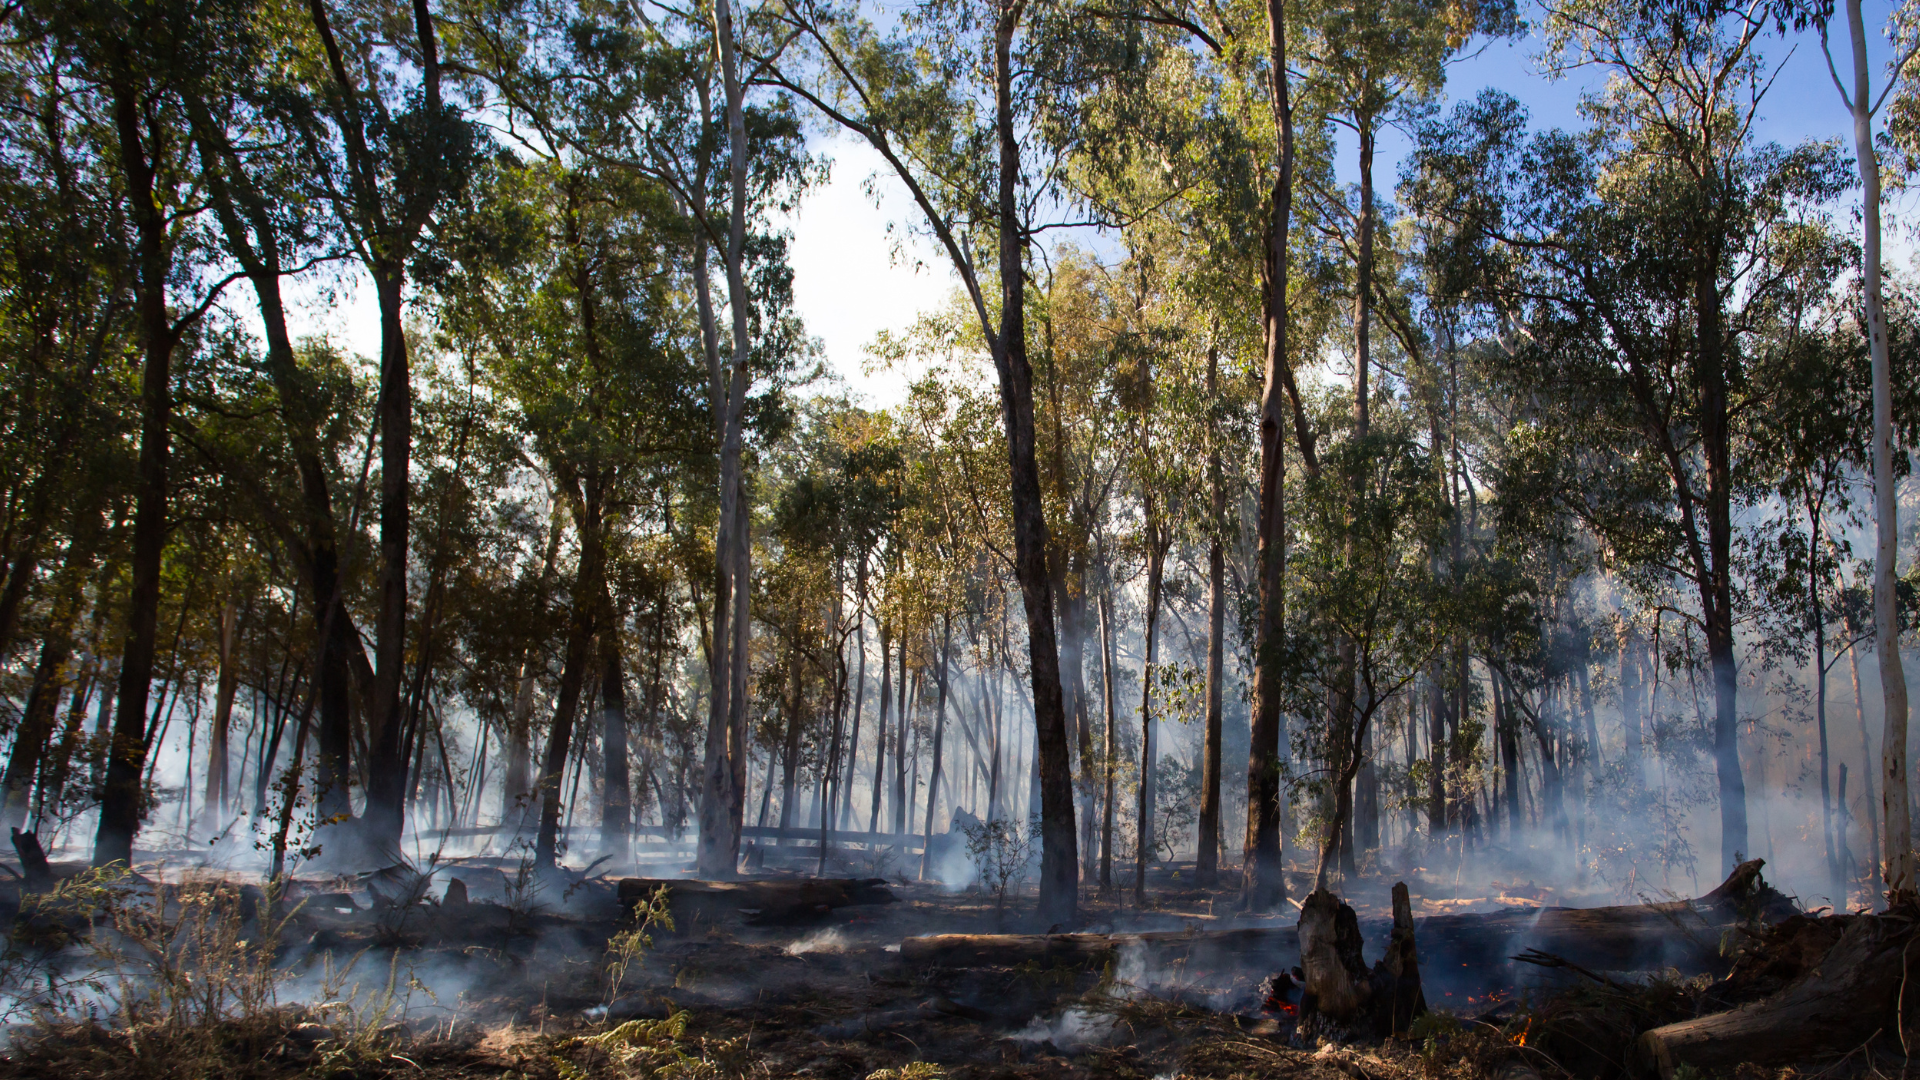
top-left (0, 867), bottom-right (454, 1079)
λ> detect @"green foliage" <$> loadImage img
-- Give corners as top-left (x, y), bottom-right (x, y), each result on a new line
top-left (605, 884), bottom-right (675, 1007)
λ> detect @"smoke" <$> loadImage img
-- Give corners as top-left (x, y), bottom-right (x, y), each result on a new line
top-left (784, 926), bottom-right (856, 954)
top-left (1009, 1006), bottom-right (1118, 1052)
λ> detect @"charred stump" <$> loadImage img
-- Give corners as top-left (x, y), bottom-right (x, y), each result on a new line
top-left (1296, 882), bottom-right (1426, 1037)
top-left (11, 827), bottom-right (52, 892)
top-left (1299, 887), bottom-right (1371, 1021)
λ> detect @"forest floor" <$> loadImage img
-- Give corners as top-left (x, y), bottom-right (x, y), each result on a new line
top-left (0, 848), bottom-right (1900, 1080)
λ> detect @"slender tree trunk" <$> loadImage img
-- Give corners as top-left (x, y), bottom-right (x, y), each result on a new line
top-left (1244, 0), bottom-right (1296, 914)
top-left (1848, 622), bottom-right (1883, 898)
top-left (894, 658), bottom-right (911, 836)
top-left (599, 583), bottom-right (631, 856)
top-left (920, 619), bottom-right (951, 880)
top-left (1135, 528), bottom-right (1165, 904)
top-left (505, 502), bottom-right (563, 830)
top-left (202, 600), bottom-right (239, 827)
top-left (1811, 511), bottom-right (1844, 905)
top-left (841, 589), bottom-right (868, 829)
top-left (536, 483), bottom-right (601, 868)
top-left (779, 627), bottom-right (803, 829)
top-left (696, 0), bottom-right (756, 879)
top-left (94, 77), bottom-right (183, 869)
top-left (870, 621), bottom-right (891, 832)
top-left (1198, 531), bottom-right (1226, 885)
top-left (1196, 343), bottom-right (1226, 885)
top-left (986, 5), bottom-right (1077, 922)
top-left (820, 577), bottom-right (850, 874)
top-left (1839, 0), bottom-right (1913, 899)
top-left (1098, 583), bottom-right (1118, 892)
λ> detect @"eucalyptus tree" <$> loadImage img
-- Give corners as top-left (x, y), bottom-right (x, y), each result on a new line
top-left (32, 0), bottom-right (258, 868)
top-left (1745, 321), bottom-right (1872, 905)
top-left (0, 36), bottom-right (133, 677)
top-left (1811, 0), bottom-right (1920, 901)
top-left (453, 0), bottom-right (816, 871)
top-left (295, 0), bottom-right (482, 854)
top-left (752, 0), bottom-right (1149, 918)
top-left (1410, 0), bottom-right (1853, 867)
top-left (1028, 250), bottom-right (1130, 870)
top-left (179, 2), bottom-right (385, 840)
top-left (0, 33), bottom-right (137, 832)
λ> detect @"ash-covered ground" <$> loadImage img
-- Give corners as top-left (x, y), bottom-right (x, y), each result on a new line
top-left (0, 846), bottom-right (1889, 1080)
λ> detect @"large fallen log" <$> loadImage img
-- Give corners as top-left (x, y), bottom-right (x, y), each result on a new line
top-left (898, 925), bottom-right (1307, 973)
top-left (616, 877), bottom-right (896, 928)
top-left (1417, 858), bottom-right (1795, 977)
top-left (1634, 905), bottom-right (1919, 1080)
top-left (899, 861), bottom-right (1794, 979)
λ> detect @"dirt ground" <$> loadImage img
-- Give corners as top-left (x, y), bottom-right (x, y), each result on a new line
top-left (0, 850), bottom-right (1906, 1080)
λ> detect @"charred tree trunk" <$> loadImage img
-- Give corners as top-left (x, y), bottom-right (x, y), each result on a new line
top-left (599, 583), bottom-right (631, 856)
top-left (986, 8), bottom-right (1077, 923)
top-left (202, 600), bottom-right (240, 827)
top-left (1245, 0), bottom-right (1301, 914)
top-left (535, 502), bottom-right (598, 869)
top-left (94, 69), bottom-right (187, 869)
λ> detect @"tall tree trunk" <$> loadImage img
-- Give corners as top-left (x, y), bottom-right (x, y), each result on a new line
top-left (779, 628), bottom-right (804, 830)
top-left (94, 75), bottom-right (183, 869)
top-left (192, 106), bottom-right (368, 828)
top-left (505, 501), bottom-right (564, 830)
top-left (535, 603), bottom-right (592, 869)
top-left (1196, 342), bottom-right (1226, 886)
top-left (1098, 582), bottom-right (1118, 892)
top-left (599, 583), bottom-right (631, 856)
top-left (986, 3), bottom-right (1077, 923)
top-left (820, 576), bottom-right (850, 873)
top-left (870, 620), bottom-right (891, 832)
top-left (1198, 530), bottom-right (1226, 885)
top-left (840, 584), bottom-right (868, 829)
top-left (1134, 525), bottom-right (1166, 904)
top-left (535, 477), bottom-right (602, 868)
top-left (1838, 0), bottom-right (1913, 899)
top-left (1848, 626), bottom-right (1883, 899)
top-left (344, 0), bottom-right (448, 856)
top-left (1244, 0), bottom-right (1297, 915)
top-left (893, 656), bottom-right (911, 836)
top-left (202, 600), bottom-right (240, 828)
top-left (919, 619), bottom-right (951, 881)
top-left (696, 0), bottom-right (755, 879)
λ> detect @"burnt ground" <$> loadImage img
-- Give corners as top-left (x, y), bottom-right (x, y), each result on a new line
top-left (0, 853), bottom-right (1902, 1080)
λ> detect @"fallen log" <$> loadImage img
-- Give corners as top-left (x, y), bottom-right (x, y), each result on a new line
top-left (616, 877), bottom-right (896, 929)
top-left (1418, 858), bottom-right (1795, 977)
top-left (898, 861), bottom-right (1793, 980)
top-left (1634, 906), bottom-right (1919, 1080)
